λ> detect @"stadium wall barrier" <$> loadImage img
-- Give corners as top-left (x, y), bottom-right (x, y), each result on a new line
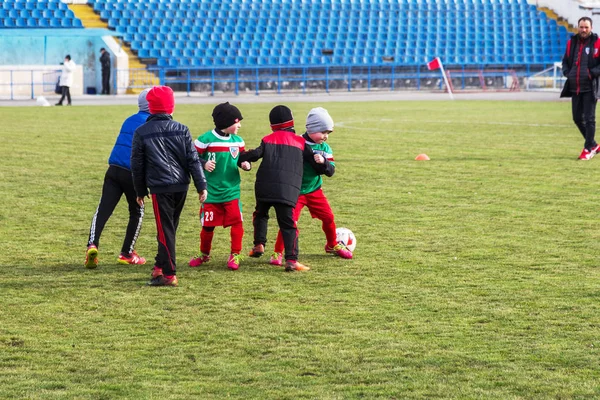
top-left (0, 29), bottom-right (119, 95)
top-left (0, 65), bottom-right (83, 100)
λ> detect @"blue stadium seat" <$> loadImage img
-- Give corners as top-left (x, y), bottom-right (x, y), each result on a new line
top-left (15, 17), bottom-right (27, 27)
top-left (29, 0), bottom-right (558, 69)
top-left (49, 17), bottom-right (61, 27)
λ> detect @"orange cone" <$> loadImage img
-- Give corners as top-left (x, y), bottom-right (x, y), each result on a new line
top-left (415, 153), bottom-right (430, 161)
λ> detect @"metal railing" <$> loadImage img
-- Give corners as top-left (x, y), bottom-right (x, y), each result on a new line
top-left (0, 63), bottom-right (558, 100)
top-left (0, 69), bottom-right (60, 100)
top-left (118, 63), bottom-right (556, 96)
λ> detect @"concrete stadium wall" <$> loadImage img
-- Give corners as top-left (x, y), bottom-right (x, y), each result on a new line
top-left (0, 29), bottom-right (119, 94)
top-left (0, 64), bottom-right (83, 99)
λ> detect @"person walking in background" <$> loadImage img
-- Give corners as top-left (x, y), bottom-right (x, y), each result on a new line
top-left (269, 107), bottom-right (352, 267)
top-left (131, 86), bottom-right (207, 287)
top-left (238, 105), bottom-right (327, 272)
top-left (561, 16), bottom-right (600, 160)
top-left (56, 55), bottom-right (75, 106)
top-left (100, 48), bottom-right (111, 95)
top-left (84, 89), bottom-right (151, 269)
top-left (189, 102), bottom-right (252, 271)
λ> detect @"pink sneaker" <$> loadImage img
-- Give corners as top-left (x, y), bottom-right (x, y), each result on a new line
top-left (269, 252), bottom-right (283, 266)
top-left (325, 243), bottom-right (353, 259)
top-left (579, 148), bottom-right (593, 160)
top-left (227, 253), bottom-right (242, 270)
top-left (189, 254), bottom-right (210, 267)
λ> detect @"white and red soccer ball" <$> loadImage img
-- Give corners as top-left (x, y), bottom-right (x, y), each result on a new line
top-left (336, 227), bottom-right (356, 252)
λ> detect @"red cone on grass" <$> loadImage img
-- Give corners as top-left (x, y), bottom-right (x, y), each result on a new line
top-left (415, 154), bottom-right (430, 161)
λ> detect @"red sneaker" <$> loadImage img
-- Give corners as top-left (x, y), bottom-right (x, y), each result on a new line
top-left (285, 260), bottom-right (310, 272)
top-left (151, 266), bottom-right (163, 278)
top-left (189, 254), bottom-right (210, 267)
top-left (248, 244), bottom-right (265, 258)
top-left (592, 144), bottom-right (600, 155)
top-left (579, 148), bottom-right (593, 160)
top-left (118, 251), bottom-right (146, 265)
top-left (147, 275), bottom-right (178, 287)
top-left (84, 245), bottom-right (98, 269)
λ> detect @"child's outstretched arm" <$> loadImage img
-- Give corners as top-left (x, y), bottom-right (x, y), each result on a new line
top-left (238, 141), bottom-right (264, 165)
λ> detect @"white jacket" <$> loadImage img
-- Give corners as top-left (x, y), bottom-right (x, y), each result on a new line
top-left (59, 60), bottom-right (76, 87)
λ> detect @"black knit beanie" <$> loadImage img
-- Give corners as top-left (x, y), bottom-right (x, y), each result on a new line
top-left (212, 102), bottom-right (243, 130)
top-left (269, 105), bottom-right (294, 131)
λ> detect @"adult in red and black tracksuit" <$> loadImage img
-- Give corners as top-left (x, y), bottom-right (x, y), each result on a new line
top-left (131, 86), bottom-right (207, 286)
top-left (561, 17), bottom-right (600, 160)
top-left (238, 105), bottom-right (326, 271)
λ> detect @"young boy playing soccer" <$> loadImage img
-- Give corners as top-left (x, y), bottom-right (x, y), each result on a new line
top-left (189, 102), bottom-right (251, 270)
top-left (238, 105), bottom-right (327, 272)
top-left (84, 88), bottom-right (151, 269)
top-left (269, 107), bottom-right (352, 266)
top-left (131, 86), bottom-right (207, 287)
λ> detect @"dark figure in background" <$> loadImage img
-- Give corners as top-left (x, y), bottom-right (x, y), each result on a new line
top-left (100, 47), bottom-right (111, 95)
top-left (561, 17), bottom-right (600, 160)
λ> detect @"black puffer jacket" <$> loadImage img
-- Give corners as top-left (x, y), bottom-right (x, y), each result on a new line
top-left (131, 114), bottom-right (206, 196)
top-left (238, 129), bottom-right (326, 207)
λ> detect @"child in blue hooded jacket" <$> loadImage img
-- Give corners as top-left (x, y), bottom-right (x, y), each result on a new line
top-left (84, 89), bottom-right (151, 269)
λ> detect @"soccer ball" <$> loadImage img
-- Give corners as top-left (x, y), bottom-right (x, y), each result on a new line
top-left (336, 227), bottom-right (356, 252)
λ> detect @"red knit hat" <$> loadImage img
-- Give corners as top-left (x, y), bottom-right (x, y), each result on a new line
top-left (146, 86), bottom-right (175, 115)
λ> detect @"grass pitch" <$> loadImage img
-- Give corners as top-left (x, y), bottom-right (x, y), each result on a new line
top-left (1, 99), bottom-right (599, 399)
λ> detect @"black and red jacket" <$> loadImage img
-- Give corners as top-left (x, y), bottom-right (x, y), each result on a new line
top-left (561, 33), bottom-right (600, 98)
top-left (238, 129), bottom-right (325, 207)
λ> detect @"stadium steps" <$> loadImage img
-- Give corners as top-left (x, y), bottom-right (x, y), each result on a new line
top-left (538, 6), bottom-right (577, 33)
top-left (68, 2), bottom-right (158, 93)
top-left (67, 4), bottom-right (107, 28)
top-left (121, 43), bottom-right (160, 94)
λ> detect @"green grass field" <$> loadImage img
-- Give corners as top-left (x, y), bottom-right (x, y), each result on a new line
top-left (1, 99), bottom-right (599, 399)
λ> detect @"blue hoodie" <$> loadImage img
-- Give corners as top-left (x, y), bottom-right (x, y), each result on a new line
top-left (108, 88), bottom-right (151, 170)
top-left (108, 111), bottom-right (150, 170)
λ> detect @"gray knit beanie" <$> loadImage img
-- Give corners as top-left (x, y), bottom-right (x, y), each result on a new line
top-left (306, 107), bottom-right (334, 134)
top-left (138, 88), bottom-right (151, 112)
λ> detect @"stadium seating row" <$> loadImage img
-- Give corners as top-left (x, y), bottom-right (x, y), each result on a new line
top-left (2, 0), bottom-right (69, 10)
top-left (105, 0), bottom-right (568, 68)
top-left (0, 0), bottom-right (571, 68)
top-left (0, 0), bottom-right (81, 28)
top-left (1, 17), bottom-right (82, 28)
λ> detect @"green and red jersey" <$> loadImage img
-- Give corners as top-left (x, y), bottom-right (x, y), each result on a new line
top-left (194, 129), bottom-right (245, 203)
top-left (301, 139), bottom-right (334, 195)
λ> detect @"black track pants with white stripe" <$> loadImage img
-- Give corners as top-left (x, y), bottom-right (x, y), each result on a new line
top-left (87, 165), bottom-right (144, 255)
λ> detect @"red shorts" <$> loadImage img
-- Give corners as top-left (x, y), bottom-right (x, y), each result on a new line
top-left (294, 188), bottom-right (334, 222)
top-left (201, 199), bottom-right (243, 227)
